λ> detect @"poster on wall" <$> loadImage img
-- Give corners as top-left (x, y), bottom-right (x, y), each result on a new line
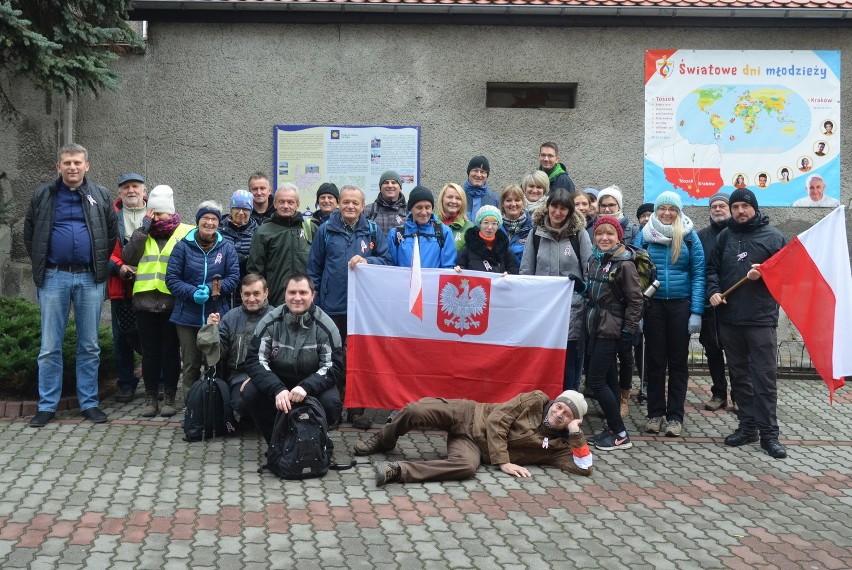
top-left (273, 125), bottom-right (420, 216)
top-left (644, 50), bottom-right (841, 207)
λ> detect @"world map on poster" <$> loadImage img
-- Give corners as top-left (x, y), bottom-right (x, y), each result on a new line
top-left (680, 85), bottom-right (810, 153)
top-left (644, 50), bottom-right (841, 206)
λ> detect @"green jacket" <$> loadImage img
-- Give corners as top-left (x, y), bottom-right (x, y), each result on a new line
top-left (445, 216), bottom-right (474, 252)
top-left (246, 213), bottom-right (314, 306)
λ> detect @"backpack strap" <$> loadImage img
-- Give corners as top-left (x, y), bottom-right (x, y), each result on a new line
top-left (532, 231), bottom-right (582, 277)
top-left (213, 377), bottom-right (237, 434)
top-left (395, 223), bottom-right (446, 249)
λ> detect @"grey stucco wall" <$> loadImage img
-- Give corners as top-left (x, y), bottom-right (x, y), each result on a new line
top-left (2, 21), bottom-right (851, 264)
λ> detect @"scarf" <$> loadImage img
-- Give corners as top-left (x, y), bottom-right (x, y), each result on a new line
top-left (524, 196), bottom-right (547, 212)
top-left (149, 213), bottom-right (182, 239)
top-left (479, 231), bottom-right (496, 250)
top-left (544, 216), bottom-right (574, 241)
top-left (195, 232), bottom-right (217, 252)
top-left (546, 163), bottom-right (566, 181)
top-left (502, 211), bottom-right (527, 235)
top-left (443, 213), bottom-right (458, 226)
top-left (641, 212), bottom-right (694, 245)
top-left (463, 180), bottom-right (490, 215)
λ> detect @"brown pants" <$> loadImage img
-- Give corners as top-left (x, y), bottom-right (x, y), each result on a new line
top-left (381, 397), bottom-right (482, 483)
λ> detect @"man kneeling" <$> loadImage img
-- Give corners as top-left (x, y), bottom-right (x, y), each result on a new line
top-left (243, 273), bottom-right (343, 443)
top-left (353, 390), bottom-right (593, 486)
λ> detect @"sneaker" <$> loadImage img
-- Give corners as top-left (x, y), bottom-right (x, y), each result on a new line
top-left (82, 407), bottom-right (108, 424)
top-left (595, 432), bottom-right (633, 451)
top-left (760, 439), bottom-right (787, 459)
top-left (645, 416), bottom-right (664, 434)
top-left (373, 461), bottom-right (401, 486)
top-left (29, 411), bottom-right (55, 428)
top-left (588, 427), bottom-right (611, 446)
top-left (115, 387), bottom-right (136, 403)
top-left (349, 412), bottom-right (373, 430)
top-left (704, 397), bottom-right (727, 411)
top-left (664, 420), bottom-right (682, 437)
top-left (724, 428), bottom-right (758, 447)
top-left (354, 432), bottom-right (394, 456)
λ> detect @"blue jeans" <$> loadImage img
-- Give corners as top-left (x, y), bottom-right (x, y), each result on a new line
top-left (36, 268), bottom-right (105, 412)
top-left (110, 299), bottom-right (138, 391)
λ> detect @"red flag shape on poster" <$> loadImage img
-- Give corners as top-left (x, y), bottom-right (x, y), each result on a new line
top-left (760, 206), bottom-right (852, 402)
top-left (408, 236), bottom-right (423, 320)
top-left (345, 266), bottom-right (573, 409)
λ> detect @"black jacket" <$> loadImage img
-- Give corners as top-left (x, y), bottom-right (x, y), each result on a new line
top-left (706, 213), bottom-right (786, 327)
top-left (457, 227), bottom-right (519, 274)
top-left (24, 177), bottom-right (118, 287)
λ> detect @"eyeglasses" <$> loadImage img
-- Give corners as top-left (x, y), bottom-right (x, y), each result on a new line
top-left (480, 220), bottom-right (500, 227)
top-left (710, 204), bottom-right (729, 210)
top-left (599, 202), bottom-right (619, 211)
top-left (470, 168), bottom-right (488, 176)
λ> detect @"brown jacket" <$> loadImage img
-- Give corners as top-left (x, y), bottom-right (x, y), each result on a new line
top-left (470, 391), bottom-right (592, 476)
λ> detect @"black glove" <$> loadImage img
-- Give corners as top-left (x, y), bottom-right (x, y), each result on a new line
top-left (568, 274), bottom-right (586, 294)
top-left (619, 329), bottom-right (634, 352)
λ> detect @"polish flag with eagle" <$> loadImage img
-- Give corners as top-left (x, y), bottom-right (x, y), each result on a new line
top-left (345, 266), bottom-right (574, 409)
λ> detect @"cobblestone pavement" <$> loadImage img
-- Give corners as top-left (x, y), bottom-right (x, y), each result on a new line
top-left (0, 376), bottom-right (850, 569)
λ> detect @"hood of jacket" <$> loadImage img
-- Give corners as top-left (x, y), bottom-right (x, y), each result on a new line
top-left (532, 206), bottom-right (586, 240)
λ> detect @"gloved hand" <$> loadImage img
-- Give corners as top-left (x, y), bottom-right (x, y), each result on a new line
top-left (568, 274), bottom-right (586, 294)
top-left (688, 314), bottom-right (702, 334)
top-left (619, 329), bottom-right (634, 352)
top-left (193, 284), bottom-right (210, 305)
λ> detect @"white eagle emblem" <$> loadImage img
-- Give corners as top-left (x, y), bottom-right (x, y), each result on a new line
top-left (439, 278), bottom-right (488, 332)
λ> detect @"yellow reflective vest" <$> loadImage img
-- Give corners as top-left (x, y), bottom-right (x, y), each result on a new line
top-left (133, 224), bottom-right (193, 295)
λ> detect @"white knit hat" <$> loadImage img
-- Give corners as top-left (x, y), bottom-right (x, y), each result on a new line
top-left (147, 185), bottom-right (175, 215)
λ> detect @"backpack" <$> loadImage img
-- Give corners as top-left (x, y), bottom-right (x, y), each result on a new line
top-left (262, 396), bottom-right (333, 480)
top-left (622, 243), bottom-right (658, 295)
top-left (395, 220), bottom-right (446, 249)
top-left (183, 368), bottom-right (239, 442)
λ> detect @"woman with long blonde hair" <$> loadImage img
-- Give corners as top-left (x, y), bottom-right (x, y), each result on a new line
top-left (633, 191), bottom-right (705, 438)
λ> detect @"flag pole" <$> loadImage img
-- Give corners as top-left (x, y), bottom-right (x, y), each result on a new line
top-left (720, 274), bottom-right (750, 299)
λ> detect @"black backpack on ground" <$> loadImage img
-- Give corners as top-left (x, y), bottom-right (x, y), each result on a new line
top-left (183, 367), bottom-right (239, 442)
top-left (261, 396), bottom-right (334, 480)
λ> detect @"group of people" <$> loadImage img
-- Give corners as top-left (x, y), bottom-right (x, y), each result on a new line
top-left (24, 142), bottom-right (791, 489)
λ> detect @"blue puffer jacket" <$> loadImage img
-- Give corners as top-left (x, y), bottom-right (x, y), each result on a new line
top-left (501, 212), bottom-right (533, 267)
top-left (219, 215), bottom-right (258, 277)
top-left (166, 229), bottom-right (241, 327)
top-left (387, 213), bottom-right (457, 268)
top-left (634, 229), bottom-right (705, 315)
top-left (308, 211), bottom-right (392, 316)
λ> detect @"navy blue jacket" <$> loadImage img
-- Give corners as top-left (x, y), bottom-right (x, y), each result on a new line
top-left (307, 211), bottom-right (391, 316)
top-left (501, 212), bottom-right (533, 267)
top-left (166, 229), bottom-right (241, 327)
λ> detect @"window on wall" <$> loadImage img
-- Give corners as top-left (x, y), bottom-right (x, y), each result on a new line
top-left (486, 83), bottom-right (578, 109)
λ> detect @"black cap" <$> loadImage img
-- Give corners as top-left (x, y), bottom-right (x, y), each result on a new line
top-left (467, 155), bottom-right (490, 175)
top-left (316, 183), bottom-right (339, 202)
top-left (407, 186), bottom-right (434, 210)
top-left (636, 202), bottom-right (654, 218)
top-left (729, 188), bottom-right (759, 212)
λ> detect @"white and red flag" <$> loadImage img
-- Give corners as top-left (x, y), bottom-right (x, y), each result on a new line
top-left (346, 266), bottom-right (573, 409)
top-left (408, 236), bottom-right (423, 319)
top-left (760, 206), bottom-right (852, 402)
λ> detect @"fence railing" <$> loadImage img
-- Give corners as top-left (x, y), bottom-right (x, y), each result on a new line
top-left (686, 338), bottom-right (819, 380)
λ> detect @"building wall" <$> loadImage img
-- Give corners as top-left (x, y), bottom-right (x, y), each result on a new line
top-left (2, 21), bottom-right (850, 265)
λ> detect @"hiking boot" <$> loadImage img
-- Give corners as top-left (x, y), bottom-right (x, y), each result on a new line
top-left (704, 396), bottom-right (727, 411)
top-left (160, 391), bottom-right (177, 417)
top-left (29, 411), bottom-right (55, 428)
top-left (664, 420), bottom-right (682, 437)
top-left (354, 432), bottom-right (394, 456)
top-left (731, 401), bottom-right (739, 413)
top-left (349, 409), bottom-right (373, 430)
top-left (595, 432), bottom-right (633, 451)
top-left (373, 461), bottom-right (401, 486)
top-left (645, 416), bottom-right (664, 434)
top-left (761, 439), bottom-right (787, 459)
top-left (158, 389), bottom-right (165, 401)
top-left (115, 387), bottom-right (136, 403)
top-left (724, 428), bottom-right (758, 447)
top-left (141, 391), bottom-right (159, 417)
top-left (82, 407), bottom-right (108, 423)
top-left (620, 389), bottom-right (630, 417)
